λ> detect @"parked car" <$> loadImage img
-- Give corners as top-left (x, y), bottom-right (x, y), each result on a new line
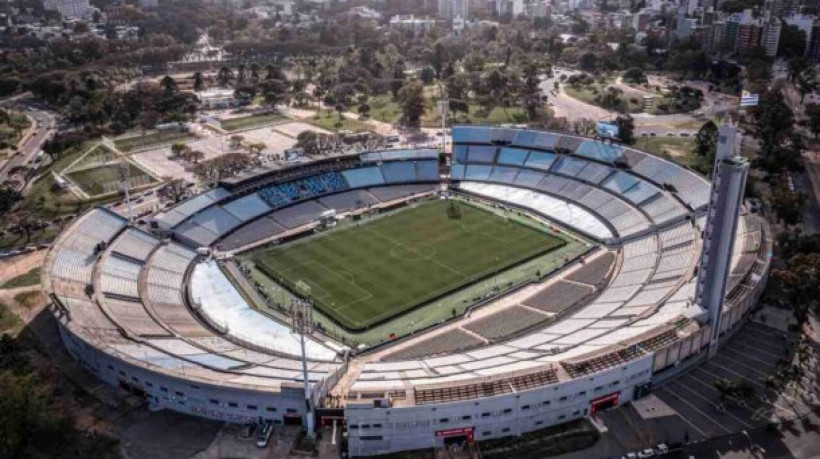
top-left (637, 448), bottom-right (655, 458)
top-left (256, 422), bottom-right (273, 448)
top-left (655, 443), bottom-right (669, 455)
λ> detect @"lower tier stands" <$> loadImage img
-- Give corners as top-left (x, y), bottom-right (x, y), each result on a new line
top-left (522, 281), bottom-right (596, 314)
top-left (457, 182), bottom-right (616, 240)
top-left (382, 329), bottom-right (486, 361)
top-left (463, 306), bottom-right (551, 341)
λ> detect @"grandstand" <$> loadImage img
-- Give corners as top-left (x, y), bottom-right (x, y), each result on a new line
top-left (42, 131), bottom-right (772, 457)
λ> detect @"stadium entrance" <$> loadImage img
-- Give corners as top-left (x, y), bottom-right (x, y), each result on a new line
top-left (590, 392), bottom-right (620, 415)
top-left (436, 427), bottom-right (474, 448)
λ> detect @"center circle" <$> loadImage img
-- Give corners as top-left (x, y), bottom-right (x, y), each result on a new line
top-left (389, 242), bottom-right (436, 261)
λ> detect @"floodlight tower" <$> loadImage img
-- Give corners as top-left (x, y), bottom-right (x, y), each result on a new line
top-left (118, 161), bottom-right (134, 223)
top-left (695, 124), bottom-right (749, 358)
top-left (291, 298), bottom-right (316, 439)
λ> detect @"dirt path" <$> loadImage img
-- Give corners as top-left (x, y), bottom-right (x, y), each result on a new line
top-left (0, 250), bottom-right (45, 284)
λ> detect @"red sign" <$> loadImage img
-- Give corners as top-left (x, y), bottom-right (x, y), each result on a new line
top-left (435, 427), bottom-right (474, 442)
top-left (590, 392), bottom-right (620, 414)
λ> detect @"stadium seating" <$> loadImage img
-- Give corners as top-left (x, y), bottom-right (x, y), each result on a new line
top-left (110, 228), bottom-right (161, 262)
top-left (567, 252), bottom-right (616, 286)
top-left (223, 193), bottom-right (272, 222)
top-left (463, 306), bottom-right (551, 341)
top-left (522, 280), bottom-right (596, 313)
top-left (157, 188), bottom-right (231, 228)
top-left (367, 184), bottom-right (438, 202)
top-left (382, 329), bottom-right (485, 361)
top-left (381, 161), bottom-right (418, 183)
top-left (342, 166), bottom-right (386, 188)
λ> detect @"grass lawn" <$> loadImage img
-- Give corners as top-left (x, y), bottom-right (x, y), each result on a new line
top-left (309, 110), bottom-right (372, 133)
top-left (250, 200), bottom-right (565, 330)
top-left (636, 136), bottom-right (697, 164)
top-left (565, 84), bottom-right (643, 114)
top-left (220, 113), bottom-right (289, 132)
top-left (14, 291), bottom-right (42, 311)
top-left (367, 95), bottom-right (403, 124)
top-left (114, 129), bottom-right (194, 152)
top-left (66, 162), bottom-right (157, 197)
top-left (0, 302), bottom-right (21, 332)
top-left (0, 112), bottom-right (31, 149)
top-left (23, 140), bottom-right (124, 219)
top-left (566, 79), bottom-right (701, 115)
top-left (2, 267), bottom-right (41, 289)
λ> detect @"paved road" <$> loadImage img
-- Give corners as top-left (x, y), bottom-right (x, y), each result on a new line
top-left (0, 97), bottom-right (57, 183)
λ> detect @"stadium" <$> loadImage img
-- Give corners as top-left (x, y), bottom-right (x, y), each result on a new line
top-left (42, 125), bottom-right (771, 457)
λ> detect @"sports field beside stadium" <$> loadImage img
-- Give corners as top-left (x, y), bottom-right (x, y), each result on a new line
top-left (252, 199), bottom-right (565, 330)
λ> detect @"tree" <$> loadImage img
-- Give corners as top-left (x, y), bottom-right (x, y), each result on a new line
top-left (796, 66), bottom-right (818, 103)
top-left (769, 251), bottom-right (820, 327)
top-left (194, 153), bottom-right (259, 186)
top-left (769, 184), bottom-right (805, 227)
top-left (0, 185), bottom-right (21, 214)
top-left (170, 143), bottom-right (189, 158)
top-left (806, 104), bottom-right (820, 138)
top-left (522, 63), bottom-right (544, 121)
top-left (693, 120), bottom-right (719, 174)
top-left (615, 114), bottom-right (635, 144)
top-left (216, 66), bottom-right (234, 88)
top-left (420, 67), bottom-right (435, 85)
top-left (786, 57), bottom-right (809, 83)
top-left (193, 72), bottom-right (205, 92)
top-left (751, 91), bottom-right (797, 175)
top-left (712, 378), bottom-right (737, 408)
top-left (248, 142), bottom-right (266, 156)
top-left (157, 178), bottom-right (189, 203)
top-left (579, 52), bottom-right (598, 72)
top-left (334, 103), bottom-right (345, 127)
top-left (397, 80), bottom-right (425, 128)
top-left (229, 135), bottom-right (244, 149)
top-left (622, 67), bottom-right (647, 84)
top-left (160, 75), bottom-right (177, 93)
top-left (778, 25), bottom-right (807, 59)
top-left (358, 103), bottom-right (371, 118)
top-left (259, 79), bottom-right (289, 108)
top-left (430, 42), bottom-right (447, 79)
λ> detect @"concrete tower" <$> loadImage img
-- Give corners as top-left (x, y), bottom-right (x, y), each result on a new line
top-left (695, 124), bottom-right (749, 358)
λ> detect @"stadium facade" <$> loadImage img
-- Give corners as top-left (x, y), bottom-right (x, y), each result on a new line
top-left (42, 126), bottom-right (771, 456)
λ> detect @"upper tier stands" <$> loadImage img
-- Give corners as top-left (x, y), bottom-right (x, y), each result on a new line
top-left (451, 126), bottom-right (709, 218)
top-left (157, 156), bottom-right (441, 250)
top-left (44, 208), bottom-right (342, 395)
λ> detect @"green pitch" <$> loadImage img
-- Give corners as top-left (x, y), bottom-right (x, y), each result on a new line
top-left (252, 200), bottom-right (565, 330)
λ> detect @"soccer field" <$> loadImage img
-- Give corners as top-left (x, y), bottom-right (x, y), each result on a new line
top-left (252, 200), bottom-right (565, 330)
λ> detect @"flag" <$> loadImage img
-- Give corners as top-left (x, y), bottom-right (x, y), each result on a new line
top-left (740, 91), bottom-right (759, 107)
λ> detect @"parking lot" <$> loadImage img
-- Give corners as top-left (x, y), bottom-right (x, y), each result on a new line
top-left (600, 319), bottom-right (817, 451)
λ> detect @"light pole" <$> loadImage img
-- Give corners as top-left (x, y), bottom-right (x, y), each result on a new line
top-left (119, 161), bottom-right (134, 224)
top-left (291, 298), bottom-right (316, 440)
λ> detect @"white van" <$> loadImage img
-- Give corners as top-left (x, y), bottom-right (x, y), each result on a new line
top-left (256, 422), bottom-right (273, 448)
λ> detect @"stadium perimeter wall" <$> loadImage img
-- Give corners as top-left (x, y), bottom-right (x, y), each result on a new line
top-left (345, 356), bottom-right (653, 456)
top-left (54, 314), bottom-right (308, 425)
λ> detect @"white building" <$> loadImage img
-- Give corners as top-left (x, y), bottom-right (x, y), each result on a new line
top-left (438, 0), bottom-right (469, 19)
top-left (43, 0), bottom-right (92, 19)
top-left (492, 0), bottom-right (524, 17)
top-left (388, 15), bottom-right (437, 35)
top-left (196, 89), bottom-right (238, 109)
top-left (761, 18), bottom-right (782, 56)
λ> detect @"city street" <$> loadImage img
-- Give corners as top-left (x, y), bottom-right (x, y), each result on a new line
top-left (0, 97), bottom-right (57, 183)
